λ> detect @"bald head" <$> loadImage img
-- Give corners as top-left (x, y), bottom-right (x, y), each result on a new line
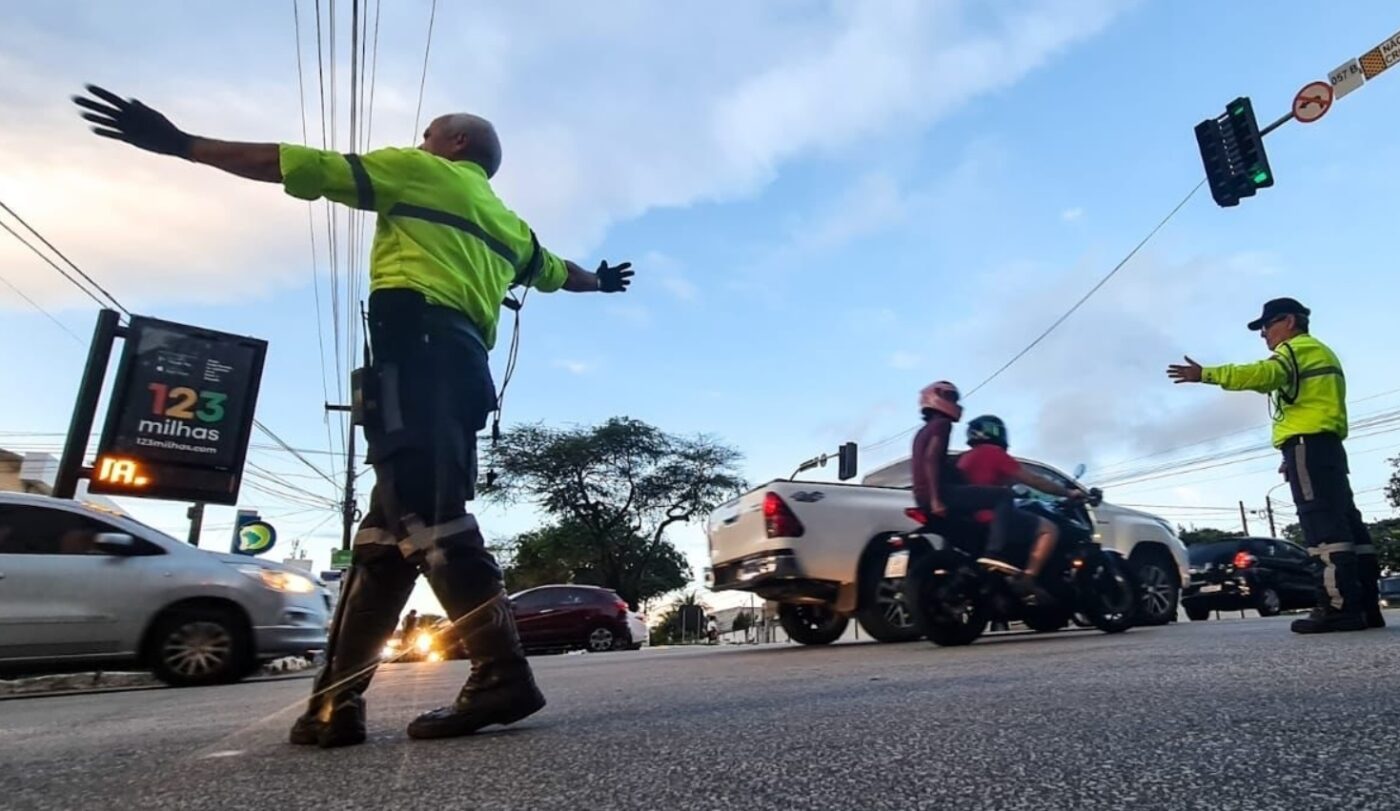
top-left (420, 113), bottom-right (502, 177)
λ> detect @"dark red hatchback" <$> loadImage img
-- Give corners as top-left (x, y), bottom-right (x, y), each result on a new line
top-left (510, 585), bottom-right (634, 653)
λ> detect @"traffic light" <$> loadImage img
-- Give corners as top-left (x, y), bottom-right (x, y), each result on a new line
top-left (837, 442), bottom-right (858, 481)
top-left (1195, 96), bottom-right (1274, 207)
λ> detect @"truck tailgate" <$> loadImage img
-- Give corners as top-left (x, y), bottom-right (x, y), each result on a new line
top-left (706, 488), bottom-right (773, 566)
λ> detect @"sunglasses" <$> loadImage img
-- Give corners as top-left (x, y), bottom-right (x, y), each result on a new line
top-left (1259, 314), bottom-right (1290, 335)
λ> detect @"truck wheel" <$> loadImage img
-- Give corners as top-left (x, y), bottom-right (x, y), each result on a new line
top-left (777, 604), bottom-right (848, 646)
top-left (1131, 550), bottom-right (1179, 626)
top-left (855, 544), bottom-right (921, 643)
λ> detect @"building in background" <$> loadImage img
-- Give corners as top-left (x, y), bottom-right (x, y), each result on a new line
top-left (0, 448), bottom-right (123, 513)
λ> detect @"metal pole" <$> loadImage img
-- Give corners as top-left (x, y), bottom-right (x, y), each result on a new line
top-left (1259, 111), bottom-right (1295, 138)
top-left (186, 502), bottom-right (205, 546)
top-left (341, 424), bottom-right (356, 551)
top-left (1265, 497), bottom-right (1277, 538)
top-left (325, 403), bottom-right (357, 552)
top-left (55, 309), bottom-right (121, 499)
top-left (1238, 501), bottom-right (1251, 535)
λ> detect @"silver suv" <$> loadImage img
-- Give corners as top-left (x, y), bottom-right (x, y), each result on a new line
top-left (0, 493), bottom-right (329, 686)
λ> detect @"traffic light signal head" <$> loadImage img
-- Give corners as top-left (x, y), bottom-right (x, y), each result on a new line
top-left (1195, 96), bottom-right (1274, 208)
top-left (837, 442), bottom-right (858, 481)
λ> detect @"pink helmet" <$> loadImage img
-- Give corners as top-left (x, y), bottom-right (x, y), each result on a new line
top-left (919, 380), bottom-right (963, 421)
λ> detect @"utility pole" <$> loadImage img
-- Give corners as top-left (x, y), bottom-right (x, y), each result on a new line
top-left (326, 406), bottom-right (356, 551)
top-left (186, 502), bottom-right (205, 546)
top-left (1265, 497), bottom-right (1277, 538)
top-left (1238, 501), bottom-right (1251, 535)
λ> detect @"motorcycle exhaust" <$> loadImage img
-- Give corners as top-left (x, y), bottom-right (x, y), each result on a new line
top-left (975, 557), bottom-right (1026, 577)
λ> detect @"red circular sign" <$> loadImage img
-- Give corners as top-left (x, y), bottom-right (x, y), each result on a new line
top-left (1292, 81), bottom-right (1334, 124)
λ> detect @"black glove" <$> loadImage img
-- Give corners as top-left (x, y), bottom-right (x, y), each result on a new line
top-left (596, 260), bottom-right (634, 293)
top-left (72, 84), bottom-right (193, 158)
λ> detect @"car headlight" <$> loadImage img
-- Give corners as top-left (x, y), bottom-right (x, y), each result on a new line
top-left (416, 634), bottom-right (433, 654)
top-left (233, 564), bottom-right (316, 594)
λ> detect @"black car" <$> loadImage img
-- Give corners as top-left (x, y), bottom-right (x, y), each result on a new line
top-left (1182, 537), bottom-right (1315, 621)
top-left (1380, 577), bottom-right (1400, 608)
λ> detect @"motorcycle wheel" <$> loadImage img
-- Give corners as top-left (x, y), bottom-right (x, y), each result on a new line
top-left (1081, 552), bottom-right (1138, 634)
top-left (907, 554), bottom-right (987, 647)
top-left (1023, 609), bottom-right (1070, 634)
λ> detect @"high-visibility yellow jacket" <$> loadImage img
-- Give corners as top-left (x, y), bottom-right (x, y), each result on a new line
top-left (1202, 333), bottom-right (1347, 447)
top-left (279, 145), bottom-right (567, 349)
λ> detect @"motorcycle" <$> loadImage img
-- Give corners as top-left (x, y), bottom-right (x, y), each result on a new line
top-left (890, 488), bottom-right (1138, 647)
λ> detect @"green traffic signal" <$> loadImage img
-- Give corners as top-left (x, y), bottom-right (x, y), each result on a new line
top-left (1252, 170), bottom-right (1270, 185)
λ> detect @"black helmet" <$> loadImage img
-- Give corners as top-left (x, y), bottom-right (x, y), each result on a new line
top-left (967, 415), bottom-right (1008, 449)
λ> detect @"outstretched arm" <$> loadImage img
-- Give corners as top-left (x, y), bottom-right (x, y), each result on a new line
top-left (73, 84), bottom-right (283, 182)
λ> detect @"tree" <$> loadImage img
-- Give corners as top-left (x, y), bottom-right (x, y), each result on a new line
top-left (1363, 518), bottom-right (1400, 573)
top-left (498, 518), bottom-right (691, 605)
top-left (1280, 522), bottom-right (1304, 545)
top-left (483, 417), bottom-right (747, 608)
top-left (1176, 526), bottom-right (1244, 546)
top-left (731, 610), bottom-right (754, 635)
top-left (650, 591), bottom-right (706, 645)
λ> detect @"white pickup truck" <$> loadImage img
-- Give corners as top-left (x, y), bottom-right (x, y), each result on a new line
top-left (704, 453), bottom-right (1188, 645)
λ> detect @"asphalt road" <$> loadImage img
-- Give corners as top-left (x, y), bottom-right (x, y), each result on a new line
top-left (3, 616), bottom-right (1399, 811)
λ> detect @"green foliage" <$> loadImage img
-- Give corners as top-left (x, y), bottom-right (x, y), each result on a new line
top-left (483, 417), bottom-right (746, 608)
top-left (1176, 526), bottom-right (1244, 546)
top-left (731, 611), bottom-right (754, 634)
top-left (499, 519), bottom-right (691, 607)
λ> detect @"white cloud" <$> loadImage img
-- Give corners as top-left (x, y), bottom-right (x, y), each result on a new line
top-left (942, 249), bottom-right (1286, 469)
top-left (889, 351), bottom-right (922, 370)
top-left (552, 359), bottom-right (595, 375)
top-left (640, 251), bottom-right (699, 302)
top-left (0, 1), bottom-right (1134, 311)
top-left (1061, 207), bottom-right (1084, 222)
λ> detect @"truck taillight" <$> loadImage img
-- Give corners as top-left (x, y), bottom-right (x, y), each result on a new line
top-left (1233, 551), bottom-right (1257, 569)
top-left (763, 492), bottom-right (805, 538)
top-left (904, 507), bottom-right (929, 524)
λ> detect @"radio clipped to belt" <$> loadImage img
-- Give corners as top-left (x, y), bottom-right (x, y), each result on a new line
top-left (350, 302), bottom-right (378, 431)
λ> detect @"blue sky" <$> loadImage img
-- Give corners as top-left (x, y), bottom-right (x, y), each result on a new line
top-left (2, 1), bottom-right (1399, 612)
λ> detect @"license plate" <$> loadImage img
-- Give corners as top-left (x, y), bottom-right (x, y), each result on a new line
top-left (1199, 584), bottom-right (1222, 594)
top-left (884, 550), bottom-right (909, 579)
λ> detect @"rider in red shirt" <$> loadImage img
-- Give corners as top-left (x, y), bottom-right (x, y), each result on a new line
top-left (957, 415), bottom-right (1085, 594)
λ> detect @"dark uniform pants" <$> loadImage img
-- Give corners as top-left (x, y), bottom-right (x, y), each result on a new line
top-left (309, 289), bottom-right (516, 709)
top-left (1282, 433), bottom-right (1373, 615)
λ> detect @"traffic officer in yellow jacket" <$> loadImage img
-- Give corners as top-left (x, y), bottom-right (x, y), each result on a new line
top-left (74, 86), bottom-right (636, 745)
top-left (1167, 298), bottom-right (1380, 634)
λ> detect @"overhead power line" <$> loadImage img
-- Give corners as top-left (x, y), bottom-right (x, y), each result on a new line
top-left (0, 267), bottom-right (84, 342)
top-left (862, 179), bottom-right (1206, 457)
top-left (0, 200), bottom-right (131, 316)
top-left (412, 0), bottom-right (439, 140)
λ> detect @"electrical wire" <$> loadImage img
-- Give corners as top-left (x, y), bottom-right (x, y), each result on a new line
top-left (0, 266), bottom-right (84, 342)
top-left (0, 200), bottom-right (131, 316)
top-left (412, 0), bottom-right (439, 141)
top-left (860, 180), bottom-right (1207, 458)
top-left (0, 217), bottom-right (112, 313)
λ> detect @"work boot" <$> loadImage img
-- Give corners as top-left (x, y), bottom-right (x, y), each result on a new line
top-left (289, 695), bottom-right (367, 748)
top-left (285, 547), bottom-right (418, 748)
top-left (1290, 608), bottom-right (1367, 634)
top-left (1367, 609), bottom-right (1387, 629)
top-left (407, 594), bottom-right (546, 740)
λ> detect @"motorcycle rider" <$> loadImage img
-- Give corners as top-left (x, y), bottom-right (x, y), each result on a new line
top-left (956, 415), bottom-right (1086, 602)
top-left (911, 382), bottom-right (1015, 553)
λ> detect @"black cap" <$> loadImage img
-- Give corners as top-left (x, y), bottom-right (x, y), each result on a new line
top-left (1247, 297), bottom-right (1310, 331)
